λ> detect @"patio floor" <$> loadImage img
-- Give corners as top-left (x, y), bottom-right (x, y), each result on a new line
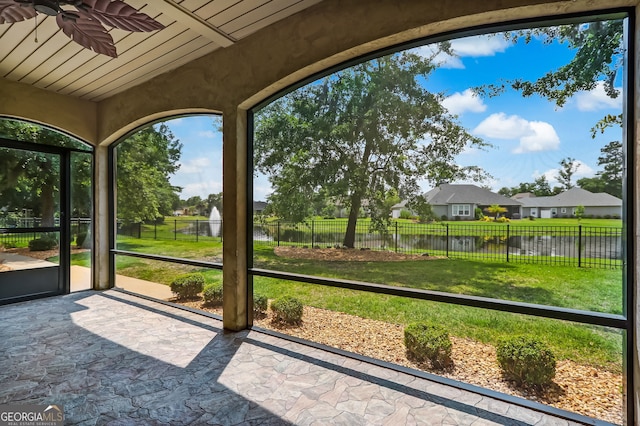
top-left (0, 290), bottom-right (589, 425)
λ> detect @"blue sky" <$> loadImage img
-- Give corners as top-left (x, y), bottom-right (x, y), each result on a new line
top-left (165, 23), bottom-right (623, 201)
top-left (416, 30), bottom-right (623, 193)
top-left (163, 115), bottom-right (223, 200)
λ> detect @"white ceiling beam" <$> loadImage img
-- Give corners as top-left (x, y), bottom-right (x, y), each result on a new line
top-left (152, 0), bottom-right (236, 47)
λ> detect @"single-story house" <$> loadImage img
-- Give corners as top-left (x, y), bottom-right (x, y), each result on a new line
top-left (391, 184), bottom-right (522, 220)
top-left (253, 201), bottom-right (268, 215)
top-left (516, 187), bottom-right (622, 218)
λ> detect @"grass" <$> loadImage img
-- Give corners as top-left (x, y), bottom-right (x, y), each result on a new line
top-left (81, 235), bottom-right (625, 370)
top-left (253, 245), bottom-right (621, 314)
top-left (250, 245), bottom-right (623, 370)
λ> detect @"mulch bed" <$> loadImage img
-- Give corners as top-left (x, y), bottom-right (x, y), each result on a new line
top-left (179, 300), bottom-right (622, 424)
top-left (180, 246), bottom-right (623, 424)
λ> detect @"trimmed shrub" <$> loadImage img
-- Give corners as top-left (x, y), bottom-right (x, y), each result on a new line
top-left (28, 236), bottom-right (58, 251)
top-left (170, 273), bottom-right (205, 300)
top-left (270, 296), bottom-right (303, 324)
top-left (202, 281), bottom-right (223, 305)
top-left (253, 294), bottom-right (268, 315)
top-left (496, 336), bottom-right (556, 387)
top-left (404, 322), bottom-right (453, 369)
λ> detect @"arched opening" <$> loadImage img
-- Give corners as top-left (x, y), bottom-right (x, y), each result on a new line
top-left (0, 117), bottom-right (94, 303)
top-left (109, 114), bottom-right (223, 302)
top-left (248, 10), bottom-right (630, 424)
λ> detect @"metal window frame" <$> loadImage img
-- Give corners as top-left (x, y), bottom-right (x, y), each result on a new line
top-left (247, 8), bottom-right (635, 425)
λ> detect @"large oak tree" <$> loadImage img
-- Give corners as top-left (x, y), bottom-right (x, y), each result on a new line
top-left (254, 51), bottom-right (487, 248)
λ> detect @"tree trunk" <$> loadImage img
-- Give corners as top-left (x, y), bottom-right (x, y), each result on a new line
top-left (40, 183), bottom-right (56, 227)
top-left (342, 193), bottom-right (362, 248)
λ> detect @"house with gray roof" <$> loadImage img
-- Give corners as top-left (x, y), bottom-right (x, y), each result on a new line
top-left (516, 187), bottom-right (622, 218)
top-left (391, 184), bottom-right (522, 220)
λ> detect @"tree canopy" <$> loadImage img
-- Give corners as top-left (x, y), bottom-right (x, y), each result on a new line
top-left (556, 157), bottom-right (578, 191)
top-left (498, 175), bottom-right (556, 198)
top-left (481, 19), bottom-right (624, 135)
top-left (577, 141), bottom-right (623, 198)
top-left (255, 50), bottom-right (488, 247)
top-left (0, 120), bottom-right (91, 227)
top-left (116, 124), bottom-right (182, 224)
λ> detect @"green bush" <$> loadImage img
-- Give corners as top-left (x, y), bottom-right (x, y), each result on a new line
top-left (202, 281), bottom-right (223, 305)
top-left (496, 336), bottom-right (556, 387)
top-left (399, 209), bottom-right (413, 220)
top-left (28, 236), bottom-right (58, 251)
top-left (404, 322), bottom-right (453, 369)
top-left (170, 273), bottom-right (205, 300)
top-left (253, 294), bottom-right (268, 315)
top-left (270, 296), bottom-right (303, 324)
top-left (75, 232), bottom-right (88, 246)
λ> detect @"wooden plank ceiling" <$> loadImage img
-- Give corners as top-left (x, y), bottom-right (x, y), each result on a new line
top-left (0, 0), bottom-right (321, 102)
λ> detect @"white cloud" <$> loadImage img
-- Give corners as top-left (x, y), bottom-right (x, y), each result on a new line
top-left (450, 35), bottom-right (510, 57)
top-left (415, 35), bottom-right (510, 69)
top-left (535, 161), bottom-right (595, 188)
top-left (197, 130), bottom-right (217, 138)
top-left (178, 158), bottom-right (211, 174)
top-left (442, 89), bottom-right (487, 115)
top-left (473, 113), bottom-right (560, 153)
top-left (180, 180), bottom-right (222, 199)
top-left (514, 121), bottom-right (561, 154)
top-left (574, 81), bottom-right (622, 111)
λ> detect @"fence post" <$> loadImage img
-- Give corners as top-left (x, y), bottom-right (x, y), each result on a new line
top-left (277, 221), bottom-right (281, 247)
top-left (395, 221), bottom-right (398, 253)
top-left (196, 219), bottom-right (199, 242)
top-left (446, 223), bottom-right (449, 257)
top-left (138, 222), bottom-right (141, 239)
top-left (154, 222), bottom-right (157, 240)
top-left (506, 224), bottom-right (510, 263)
top-left (578, 225), bottom-right (582, 268)
top-left (311, 220), bottom-right (315, 247)
top-left (174, 220), bottom-right (177, 240)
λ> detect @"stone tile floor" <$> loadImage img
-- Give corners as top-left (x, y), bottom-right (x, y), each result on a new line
top-left (0, 290), bottom-right (588, 425)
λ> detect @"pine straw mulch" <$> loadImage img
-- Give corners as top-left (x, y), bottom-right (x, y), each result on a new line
top-left (180, 246), bottom-right (623, 424)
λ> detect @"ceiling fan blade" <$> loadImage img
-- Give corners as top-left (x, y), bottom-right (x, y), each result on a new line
top-left (76, 0), bottom-right (164, 32)
top-left (0, 1), bottom-right (36, 24)
top-left (56, 12), bottom-right (117, 58)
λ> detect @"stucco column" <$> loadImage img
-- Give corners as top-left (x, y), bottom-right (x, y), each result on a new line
top-left (222, 108), bottom-right (249, 330)
top-left (93, 144), bottom-right (111, 290)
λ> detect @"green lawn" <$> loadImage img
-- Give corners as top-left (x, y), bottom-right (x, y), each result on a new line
top-left (253, 245), bottom-right (622, 314)
top-left (65, 234), bottom-right (625, 371)
top-left (251, 249), bottom-right (622, 370)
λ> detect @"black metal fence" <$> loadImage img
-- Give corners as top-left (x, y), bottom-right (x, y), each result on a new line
top-left (116, 219), bottom-right (223, 242)
top-left (254, 220), bottom-right (623, 269)
top-left (113, 219), bottom-right (622, 269)
top-left (0, 218), bottom-right (90, 247)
